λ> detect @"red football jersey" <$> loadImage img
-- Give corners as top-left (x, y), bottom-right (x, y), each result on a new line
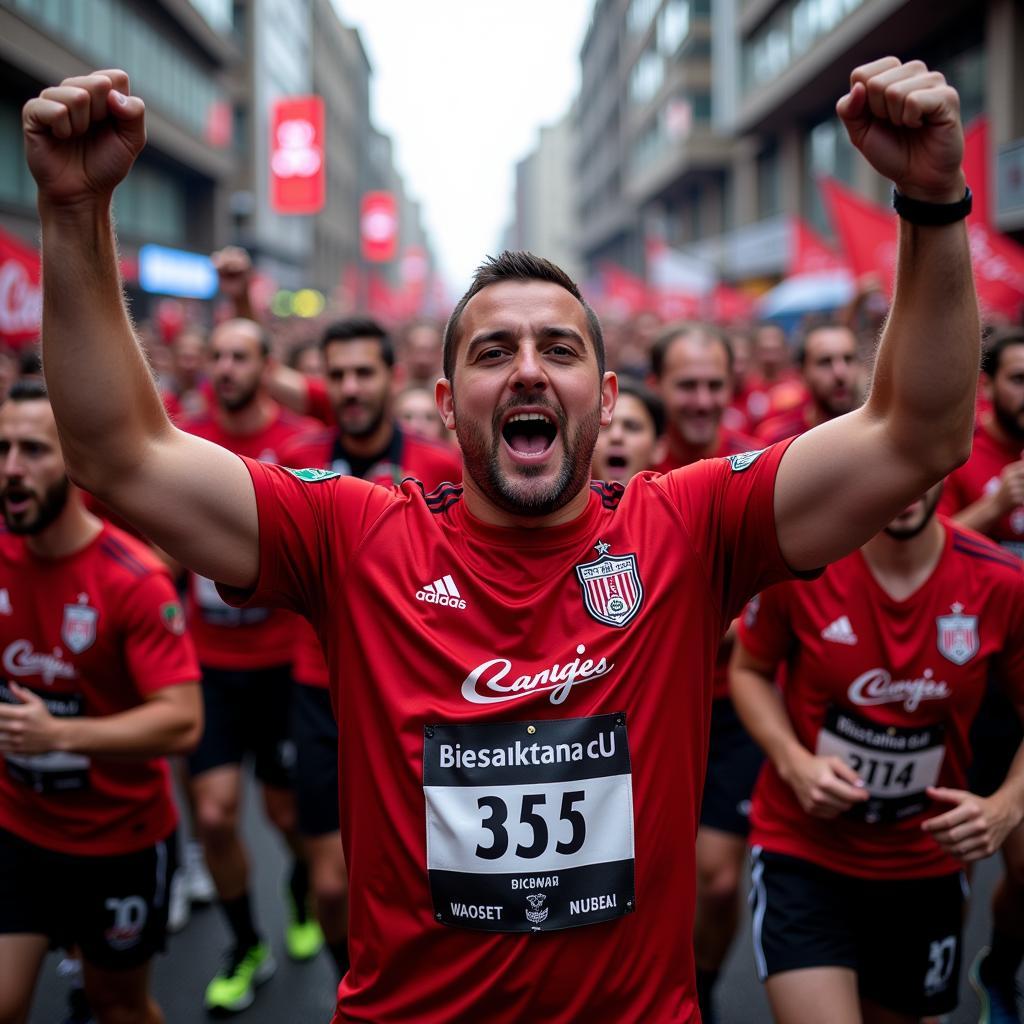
top-left (651, 428), bottom-right (761, 700)
top-left (739, 518), bottom-right (1024, 879)
top-left (222, 439), bottom-right (800, 1023)
top-left (940, 420), bottom-right (1024, 557)
top-left (0, 524), bottom-right (199, 855)
top-left (182, 405), bottom-right (319, 669)
top-left (304, 375), bottom-right (335, 426)
top-left (280, 426), bottom-right (462, 689)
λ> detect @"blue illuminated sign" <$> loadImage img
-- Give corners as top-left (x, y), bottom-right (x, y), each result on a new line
top-left (138, 245), bottom-right (218, 299)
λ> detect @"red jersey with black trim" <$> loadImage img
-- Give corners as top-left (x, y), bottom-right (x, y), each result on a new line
top-left (940, 420), bottom-right (1024, 557)
top-left (221, 438), bottom-right (802, 1023)
top-left (279, 425), bottom-right (462, 688)
top-left (651, 427), bottom-right (761, 700)
top-left (739, 518), bottom-right (1024, 879)
top-left (182, 405), bottom-right (319, 668)
top-left (0, 524), bottom-right (199, 855)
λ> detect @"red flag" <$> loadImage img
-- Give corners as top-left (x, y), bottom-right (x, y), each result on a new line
top-left (790, 217), bottom-right (849, 275)
top-left (361, 192), bottom-right (399, 263)
top-left (822, 174), bottom-right (1024, 319)
top-left (963, 117), bottom-right (991, 226)
top-left (599, 263), bottom-right (650, 317)
top-left (709, 284), bottom-right (757, 324)
top-left (820, 178), bottom-right (899, 294)
top-left (367, 273), bottom-right (398, 323)
top-left (0, 227), bottom-right (42, 345)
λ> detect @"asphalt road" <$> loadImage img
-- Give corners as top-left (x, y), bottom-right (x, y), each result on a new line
top-left (28, 776), bottom-right (1017, 1024)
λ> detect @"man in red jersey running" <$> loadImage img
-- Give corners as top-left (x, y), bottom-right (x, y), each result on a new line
top-left (646, 322), bottom-right (764, 1020)
top-left (280, 316), bottom-right (461, 979)
top-left (756, 323), bottom-right (863, 445)
top-left (731, 485), bottom-right (1024, 1024)
top-left (938, 327), bottom-right (1024, 1020)
top-left (0, 379), bottom-right (201, 1024)
top-left (181, 318), bottom-right (324, 1013)
top-left (26, 58), bottom-right (978, 1022)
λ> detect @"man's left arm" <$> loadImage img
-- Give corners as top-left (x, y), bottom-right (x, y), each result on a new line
top-left (774, 58), bottom-right (978, 572)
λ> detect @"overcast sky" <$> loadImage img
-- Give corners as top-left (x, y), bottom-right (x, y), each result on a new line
top-left (331, 0), bottom-right (592, 293)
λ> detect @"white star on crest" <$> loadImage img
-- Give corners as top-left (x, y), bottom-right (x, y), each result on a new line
top-left (950, 602), bottom-right (964, 614)
top-left (594, 540), bottom-right (611, 556)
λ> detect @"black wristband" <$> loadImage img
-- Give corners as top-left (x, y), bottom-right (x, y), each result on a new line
top-left (892, 186), bottom-right (972, 225)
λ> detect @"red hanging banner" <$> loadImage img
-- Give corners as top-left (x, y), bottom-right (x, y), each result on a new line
top-left (270, 96), bottom-right (326, 215)
top-left (0, 227), bottom-right (42, 346)
top-left (361, 192), bottom-right (399, 263)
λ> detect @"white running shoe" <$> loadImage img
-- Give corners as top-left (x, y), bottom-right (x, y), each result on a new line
top-left (167, 869), bottom-right (190, 934)
top-left (184, 840), bottom-right (216, 905)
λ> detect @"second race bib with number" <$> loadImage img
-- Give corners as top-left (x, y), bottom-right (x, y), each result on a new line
top-left (815, 704), bottom-right (945, 824)
top-left (423, 712), bottom-right (636, 933)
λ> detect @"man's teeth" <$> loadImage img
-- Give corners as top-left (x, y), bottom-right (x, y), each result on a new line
top-left (507, 412), bottom-right (551, 423)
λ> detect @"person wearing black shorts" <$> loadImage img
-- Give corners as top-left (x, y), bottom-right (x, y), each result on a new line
top-left (0, 381), bottom-right (201, 1024)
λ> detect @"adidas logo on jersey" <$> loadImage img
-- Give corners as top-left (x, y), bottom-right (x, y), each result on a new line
top-left (416, 574), bottom-right (467, 610)
top-left (821, 616), bottom-right (857, 645)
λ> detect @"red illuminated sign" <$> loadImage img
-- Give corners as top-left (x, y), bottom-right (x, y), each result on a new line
top-left (270, 96), bottom-right (325, 215)
top-left (361, 191), bottom-right (398, 262)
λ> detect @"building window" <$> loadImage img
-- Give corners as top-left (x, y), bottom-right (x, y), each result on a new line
top-left (630, 47), bottom-right (664, 106)
top-left (802, 116), bottom-right (855, 234)
top-left (627, 0), bottom-right (659, 35)
top-left (0, 101), bottom-right (36, 208)
top-left (757, 143), bottom-right (780, 218)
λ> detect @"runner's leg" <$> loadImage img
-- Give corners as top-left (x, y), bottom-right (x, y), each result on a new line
top-left (0, 934), bottom-right (48, 1024)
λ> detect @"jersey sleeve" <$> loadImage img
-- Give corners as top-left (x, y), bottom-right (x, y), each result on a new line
top-left (119, 571), bottom-right (200, 694)
top-left (735, 585), bottom-right (794, 670)
top-left (218, 455), bottom-right (395, 619)
top-left (654, 436), bottom-right (816, 621)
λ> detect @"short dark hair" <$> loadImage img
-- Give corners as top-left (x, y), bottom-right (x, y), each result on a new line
top-left (7, 376), bottom-right (48, 402)
top-left (322, 317), bottom-right (394, 368)
top-left (981, 328), bottom-right (1024, 378)
top-left (795, 321), bottom-right (858, 367)
top-left (616, 376), bottom-right (665, 437)
top-left (649, 323), bottom-right (732, 380)
top-left (443, 251), bottom-right (604, 381)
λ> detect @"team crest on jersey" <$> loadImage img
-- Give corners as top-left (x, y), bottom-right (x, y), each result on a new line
top-left (286, 467), bottom-right (340, 483)
top-left (575, 542), bottom-right (644, 628)
top-left (936, 603), bottom-right (978, 666)
top-left (61, 602), bottom-right (98, 655)
top-left (725, 449), bottom-right (765, 472)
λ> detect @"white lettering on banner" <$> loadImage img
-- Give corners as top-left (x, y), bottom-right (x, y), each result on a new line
top-left (0, 260), bottom-right (42, 335)
top-left (570, 894), bottom-right (618, 915)
top-left (847, 668), bottom-right (950, 712)
top-left (461, 644), bottom-right (614, 706)
top-left (2, 641), bottom-right (76, 684)
top-left (511, 876), bottom-right (559, 890)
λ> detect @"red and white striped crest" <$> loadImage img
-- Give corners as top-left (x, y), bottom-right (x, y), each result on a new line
top-left (575, 553), bottom-right (644, 628)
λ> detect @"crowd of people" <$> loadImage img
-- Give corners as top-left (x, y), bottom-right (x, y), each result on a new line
top-left (0, 56), bottom-right (1022, 1024)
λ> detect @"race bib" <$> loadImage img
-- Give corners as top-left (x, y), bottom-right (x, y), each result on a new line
top-left (1, 683), bottom-right (91, 793)
top-left (815, 704), bottom-right (944, 824)
top-left (193, 575), bottom-right (270, 627)
top-left (423, 712), bottom-right (636, 933)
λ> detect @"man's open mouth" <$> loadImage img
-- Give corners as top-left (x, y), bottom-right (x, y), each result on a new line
top-left (501, 411), bottom-right (558, 456)
top-left (606, 454), bottom-right (628, 469)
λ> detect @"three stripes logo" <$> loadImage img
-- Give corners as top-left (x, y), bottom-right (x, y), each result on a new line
top-left (416, 574), bottom-right (467, 610)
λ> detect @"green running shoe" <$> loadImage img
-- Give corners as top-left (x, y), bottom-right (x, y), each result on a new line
top-left (285, 893), bottom-right (324, 962)
top-left (204, 942), bottom-right (276, 1013)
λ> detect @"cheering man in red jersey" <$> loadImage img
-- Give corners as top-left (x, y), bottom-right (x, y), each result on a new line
top-left (0, 379), bottom-right (201, 1024)
top-left (731, 486), bottom-right (1024, 1024)
top-left (27, 58), bottom-right (979, 1023)
top-left (939, 326), bottom-right (1024, 1019)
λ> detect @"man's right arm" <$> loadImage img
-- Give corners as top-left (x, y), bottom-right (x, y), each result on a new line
top-left (25, 70), bottom-right (258, 589)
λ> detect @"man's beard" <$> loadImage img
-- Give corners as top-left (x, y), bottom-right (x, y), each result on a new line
top-left (994, 398), bottom-right (1024, 443)
top-left (217, 380), bottom-right (259, 412)
top-left (2, 475), bottom-right (70, 535)
top-left (337, 399), bottom-right (387, 440)
top-left (884, 486), bottom-right (942, 541)
top-left (456, 397), bottom-right (601, 518)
